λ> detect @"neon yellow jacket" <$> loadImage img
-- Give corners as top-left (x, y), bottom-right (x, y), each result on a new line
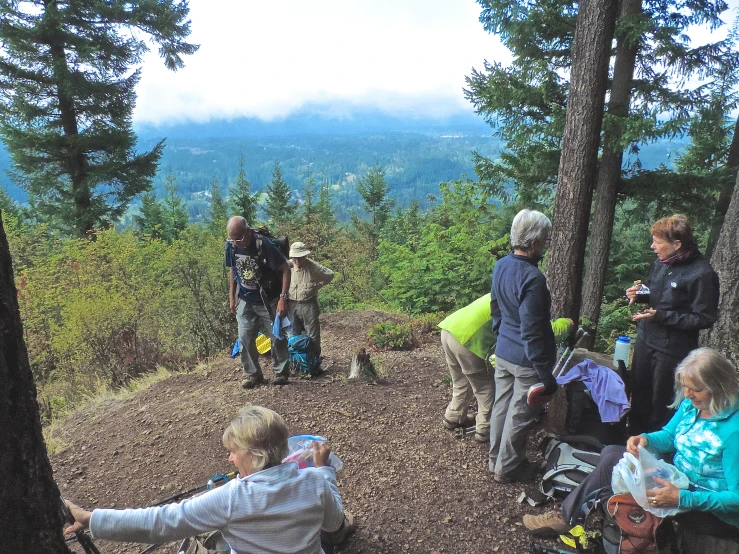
top-left (438, 294), bottom-right (496, 359)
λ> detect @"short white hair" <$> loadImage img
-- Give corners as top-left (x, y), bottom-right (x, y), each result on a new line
top-left (510, 209), bottom-right (551, 250)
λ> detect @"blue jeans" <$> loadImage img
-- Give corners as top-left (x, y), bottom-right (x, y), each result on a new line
top-left (236, 298), bottom-right (288, 378)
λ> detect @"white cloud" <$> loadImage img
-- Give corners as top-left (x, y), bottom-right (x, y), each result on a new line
top-left (134, 0), bottom-right (509, 123)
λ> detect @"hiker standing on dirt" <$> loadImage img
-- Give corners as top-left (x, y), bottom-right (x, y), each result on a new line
top-left (288, 241), bottom-right (334, 357)
top-left (625, 214), bottom-right (719, 435)
top-left (488, 209), bottom-right (556, 484)
top-left (226, 216), bottom-right (291, 388)
top-left (439, 294), bottom-right (496, 443)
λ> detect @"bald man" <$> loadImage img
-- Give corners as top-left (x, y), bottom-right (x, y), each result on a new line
top-left (225, 216), bottom-right (291, 387)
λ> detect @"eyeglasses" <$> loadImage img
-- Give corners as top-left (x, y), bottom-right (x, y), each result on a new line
top-left (227, 232), bottom-right (248, 245)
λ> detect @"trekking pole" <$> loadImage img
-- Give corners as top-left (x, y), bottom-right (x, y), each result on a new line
top-left (137, 471), bottom-right (238, 554)
top-left (60, 496), bottom-right (103, 554)
top-left (150, 471), bottom-right (238, 506)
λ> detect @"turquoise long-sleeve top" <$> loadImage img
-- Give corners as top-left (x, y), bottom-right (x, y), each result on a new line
top-left (642, 397), bottom-right (739, 529)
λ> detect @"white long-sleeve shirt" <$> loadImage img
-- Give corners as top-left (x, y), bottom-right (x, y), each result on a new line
top-left (90, 463), bottom-right (344, 554)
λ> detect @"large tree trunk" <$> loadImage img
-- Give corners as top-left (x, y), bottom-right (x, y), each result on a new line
top-left (580, 0), bottom-right (642, 348)
top-left (705, 116), bottom-right (739, 258)
top-left (701, 170), bottom-right (739, 366)
top-left (0, 211), bottom-right (72, 553)
top-left (547, 0), bottom-right (619, 322)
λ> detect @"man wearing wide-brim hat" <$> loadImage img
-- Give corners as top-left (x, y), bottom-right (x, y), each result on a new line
top-left (288, 242), bottom-right (335, 357)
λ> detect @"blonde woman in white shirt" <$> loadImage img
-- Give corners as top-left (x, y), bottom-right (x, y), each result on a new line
top-left (65, 406), bottom-right (354, 554)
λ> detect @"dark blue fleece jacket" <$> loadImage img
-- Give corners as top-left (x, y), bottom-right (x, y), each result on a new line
top-left (490, 253), bottom-right (556, 381)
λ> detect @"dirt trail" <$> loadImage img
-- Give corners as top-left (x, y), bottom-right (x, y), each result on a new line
top-left (54, 310), bottom-right (542, 554)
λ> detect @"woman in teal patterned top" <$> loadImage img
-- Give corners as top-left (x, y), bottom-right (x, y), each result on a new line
top-left (523, 347), bottom-right (739, 543)
top-left (637, 347), bottom-right (739, 530)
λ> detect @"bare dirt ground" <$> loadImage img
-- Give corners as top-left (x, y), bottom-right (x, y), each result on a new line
top-left (53, 310), bottom-right (549, 554)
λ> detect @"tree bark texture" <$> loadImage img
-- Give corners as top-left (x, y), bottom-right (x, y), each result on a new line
top-left (547, 0), bottom-right (619, 322)
top-left (0, 212), bottom-right (72, 553)
top-left (580, 0), bottom-right (642, 348)
top-left (705, 116), bottom-right (739, 258)
top-left (701, 170), bottom-right (739, 366)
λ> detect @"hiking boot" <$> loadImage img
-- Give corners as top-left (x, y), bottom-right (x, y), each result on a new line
top-left (523, 509), bottom-right (570, 537)
top-left (241, 373), bottom-right (266, 389)
top-left (329, 512), bottom-right (356, 546)
top-left (272, 374), bottom-right (289, 386)
top-left (494, 460), bottom-right (542, 484)
top-left (443, 415), bottom-right (475, 430)
top-left (473, 431), bottom-right (489, 444)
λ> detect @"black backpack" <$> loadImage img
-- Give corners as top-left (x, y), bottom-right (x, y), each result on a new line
top-left (253, 226), bottom-right (289, 260)
top-left (540, 434), bottom-right (604, 499)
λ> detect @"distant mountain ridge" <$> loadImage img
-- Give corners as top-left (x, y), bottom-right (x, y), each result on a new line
top-left (0, 107), bottom-right (686, 220)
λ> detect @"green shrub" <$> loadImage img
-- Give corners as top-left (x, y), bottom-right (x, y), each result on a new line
top-left (368, 322), bottom-right (413, 350)
top-left (413, 312), bottom-right (445, 335)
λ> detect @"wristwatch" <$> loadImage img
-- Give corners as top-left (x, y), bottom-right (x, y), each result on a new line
top-left (279, 293), bottom-right (289, 299)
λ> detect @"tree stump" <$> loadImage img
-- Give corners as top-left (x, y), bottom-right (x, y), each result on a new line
top-left (543, 348), bottom-right (621, 436)
top-left (349, 348), bottom-right (376, 380)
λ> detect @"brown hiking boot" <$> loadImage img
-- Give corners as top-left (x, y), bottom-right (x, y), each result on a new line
top-left (523, 509), bottom-right (570, 537)
top-left (272, 374), bottom-right (289, 386)
top-left (241, 373), bottom-right (266, 389)
top-left (494, 460), bottom-right (542, 484)
top-left (443, 414), bottom-right (476, 430)
top-left (329, 512), bottom-right (356, 546)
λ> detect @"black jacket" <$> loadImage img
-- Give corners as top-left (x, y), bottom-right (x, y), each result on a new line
top-left (636, 249), bottom-right (719, 358)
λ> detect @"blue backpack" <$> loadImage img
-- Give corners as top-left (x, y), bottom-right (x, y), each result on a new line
top-left (288, 335), bottom-right (322, 376)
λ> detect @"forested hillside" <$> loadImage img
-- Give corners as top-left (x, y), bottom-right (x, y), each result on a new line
top-left (1, 110), bottom-right (685, 224)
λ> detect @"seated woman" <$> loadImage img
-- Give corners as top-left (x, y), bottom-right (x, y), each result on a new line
top-left (523, 347), bottom-right (739, 543)
top-left (65, 406), bottom-right (354, 554)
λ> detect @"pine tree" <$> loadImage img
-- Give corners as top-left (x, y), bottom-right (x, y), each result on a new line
top-left (208, 176), bottom-right (228, 234)
top-left (0, 186), bottom-right (22, 221)
top-left (0, 0), bottom-right (198, 237)
top-left (0, 214), bottom-right (72, 552)
top-left (546, 0), bottom-right (618, 323)
top-left (353, 165), bottom-right (394, 259)
top-left (229, 154), bottom-right (258, 225)
top-left (161, 173), bottom-right (188, 242)
top-left (265, 161), bottom-right (296, 230)
top-left (134, 192), bottom-right (165, 239)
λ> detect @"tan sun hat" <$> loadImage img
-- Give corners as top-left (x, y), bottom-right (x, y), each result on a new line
top-left (289, 241), bottom-right (311, 258)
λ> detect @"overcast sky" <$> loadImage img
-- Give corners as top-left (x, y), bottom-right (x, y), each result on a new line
top-left (134, 0), bottom-right (506, 124)
top-left (133, 0), bottom-right (739, 125)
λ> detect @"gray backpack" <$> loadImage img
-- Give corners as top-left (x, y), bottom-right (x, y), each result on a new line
top-left (539, 435), bottom-right (603, 499)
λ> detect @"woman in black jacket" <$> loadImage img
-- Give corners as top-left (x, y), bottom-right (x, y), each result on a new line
top-left (625, 214), bottom-right (719, 434)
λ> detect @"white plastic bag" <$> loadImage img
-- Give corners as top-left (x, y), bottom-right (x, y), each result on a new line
top-left (611, 447), bottom-right (689, 517)
top-left (282, 434), bottom-right (343, 472)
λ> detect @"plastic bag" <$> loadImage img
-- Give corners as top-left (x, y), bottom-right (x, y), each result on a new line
top-left (282, 435), bottom-right (343, 472)
top-left (611, 447), bottom-right (689, 517)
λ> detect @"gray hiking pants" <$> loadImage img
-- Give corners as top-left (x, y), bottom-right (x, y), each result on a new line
top-left (236, 298), bottom-right (288, 378)
top-left (488, 356), bottom-right (542, 478)
top-left (289, 298), bottom-right (322, 356)
top-left (441, 330), bottom-right (494, 435)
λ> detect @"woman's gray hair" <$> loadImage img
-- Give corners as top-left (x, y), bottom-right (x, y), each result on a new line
top-left (670, 348), bottom-right (739, 415)
top-left (510, 209), bottom-right (552, 251)
top-left (222, 405), bottom-right (289, 472)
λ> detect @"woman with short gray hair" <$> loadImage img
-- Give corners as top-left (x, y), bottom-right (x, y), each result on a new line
top-left (510, 209), bottom-right (552, 251)
top-left (488, 209), bottom-right (556, 484)
top-left (64, 406), bottom-right (354, 553)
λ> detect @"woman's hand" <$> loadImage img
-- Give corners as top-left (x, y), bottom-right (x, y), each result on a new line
top-left (63, 500), bottom-right (92, 535)
top-left (625, 286), bottom-right (639, 305)
top-left (646, 477), bottom-right (680, 508)
top-left (312, 441), bottom-right (332, 468)
top-left (626, 435), bottom-right (647, 456)
top-left (632, 308), bottom-right (656, 322)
